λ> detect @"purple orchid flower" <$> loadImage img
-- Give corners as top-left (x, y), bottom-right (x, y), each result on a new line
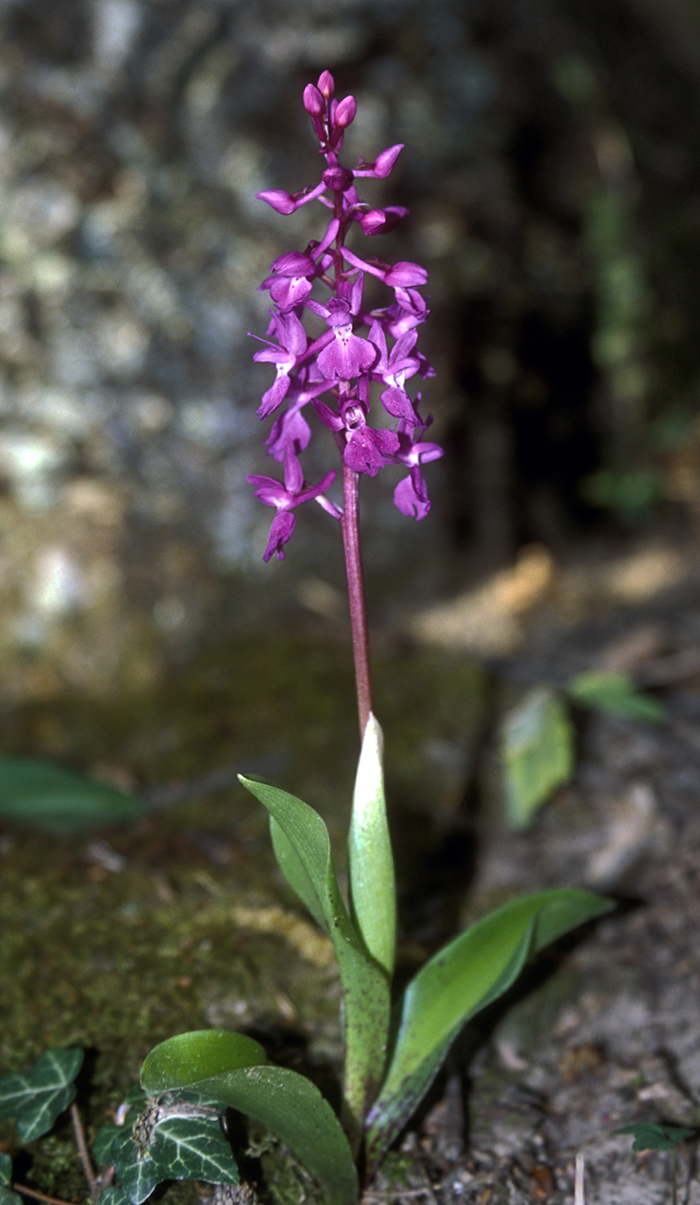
top-left (247, 458), bottom-right (337, 561)
top-left (249, 71), bottom-right (442, 560)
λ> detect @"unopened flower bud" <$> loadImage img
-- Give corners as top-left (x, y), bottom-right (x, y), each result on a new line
top-left (317, 70), bottom-right (334, 98)
top-left (256, 189), bottom-right (297, 214)
top-left (335, 95), bottom-right (357, 129)
top-left (372, 144), bottom-right (403, 178)
top-left (358, 206), bottom-right (409, 235)
top-left (303, 84), bottom-right (324, 116)
top-left (383, 261), bottom-right (428, 287)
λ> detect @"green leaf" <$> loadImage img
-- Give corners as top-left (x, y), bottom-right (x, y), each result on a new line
top-left (0, 1189), bottom-right (23, 1205)
top-left (364, 888), bottom-right (613, 1173)
top-left (238, 774), bottom-right (390, 1150)
top-left (501, 686), bottom-right (574, 827)
top-left (152, 1115), bottom-right (239, 1187)
top-left (142, 1052), bottom-right (358, 1205)
top-left (140, 1030), bottom-right (267, 1088)
top-left (615, 1123), bottom-right (696, 1152)
top-left (99, 1188), bottom-right (131, 1205)
top-left (0, 1154), bottom-right (12, 1186)
top-left (110, 1123), bottom-right (162, 1205)
top-left (93, 1124), bottom-right (122, 1166)
top-left (568, 671), bottom-right (666, 723)
top-left (109, 1096), bottom-right (240, 1205)
top-left (0, 1048), bottom-right (84, 1142)
top-left (0, 759), bottom-right (143, 833)
top-left (348, 714), bottom-right (396, 977)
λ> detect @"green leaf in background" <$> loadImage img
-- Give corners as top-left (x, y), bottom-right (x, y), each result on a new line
top-left (93, 1123), bottom-right (122, 1166)
top-left (501, 687), bottom-right (574, 827)
top-left (568, 671), bottom-right (666, 723)
top-left (0, 1048), bottom-right (84, 1142)
top-left (364, 888), bottom-right (613, 1174)
top-left (238, 774), bottom-right (391, 1151)
top-left (141, 1042), bottom-right (358, 1205)
top-left (0, 1153), bottom-right (22, 1205)
top-left (0, 759), bottom-right (143, 832)
top-left (615, 1123), bottom-right (696, 1151)
top-left (348, 713), bottom-right (396, 977)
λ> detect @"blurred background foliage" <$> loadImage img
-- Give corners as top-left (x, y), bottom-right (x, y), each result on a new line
top-left (1, 0), bottom-right (700, 692)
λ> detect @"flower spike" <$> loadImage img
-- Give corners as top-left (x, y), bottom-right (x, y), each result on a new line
top-left (249, 72), bottom-right (441, 560)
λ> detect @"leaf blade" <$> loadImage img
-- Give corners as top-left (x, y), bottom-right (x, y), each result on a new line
top-left (140, 1030), bottom-right (267, 1091)
top-left (141, 1056), bottom-right (358, 1205)
top-left (238, 775), bottom-right (391, 1148)
top-left (0, 759), bottom-right (142, 833)
top-left (365, 889), bottom-right (613, 1171)
top-left (501, 687), bottom-right (574, 827)
top-left (0, 1048), bottom-right (84, 1142)
top-left (568, 671), bottom-right (666, 723)
top-left (348, 714), bottom-right (396, 977)
top-left (151, 1115), bottom-right (240, 1187)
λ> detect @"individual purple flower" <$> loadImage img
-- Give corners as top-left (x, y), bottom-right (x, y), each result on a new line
top-left (264, 403), bottom-right (311, 464)
top-left (368, 322), bottom-right (422, 424)
top-left (341, 246), bottom-right (428, 289)
top-left (315, 397), bottom-right (400, 477)
top-left (252, 310), bottom-right (307, 418)
top-left (392, 410), bottom-right (444, 520)
top-left (314, 298), bottom-right (376, 380)
top-left (247, 459), bottom-right (337, 561)
top-left (352, 144), bottom-right (404, 178)
top-left (260, 252), bottom-right (318, 312)
top-left (256, 181), bottom-right (327, 214)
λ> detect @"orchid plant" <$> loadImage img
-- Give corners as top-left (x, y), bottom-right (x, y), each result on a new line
top-left (0, 74), bottom-right (613, 1205)
top-left (131, 73), bottom-right (613, 1202)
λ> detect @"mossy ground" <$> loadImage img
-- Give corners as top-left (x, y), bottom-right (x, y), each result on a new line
top-left (0, 632), bottom-right (489, 1204)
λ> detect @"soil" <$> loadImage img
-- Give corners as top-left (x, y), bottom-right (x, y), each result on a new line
top-left (380, 544), bottom-right (700, 1205)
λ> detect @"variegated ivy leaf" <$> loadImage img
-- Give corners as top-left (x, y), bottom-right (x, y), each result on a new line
top-left (110, 1098), bottom-right (239, 1205)
top-left (0, 1048), bottom-right (84, 1142)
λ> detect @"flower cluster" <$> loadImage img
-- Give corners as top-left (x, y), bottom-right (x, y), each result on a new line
top-left (248, 70), bottom-right (442, 562)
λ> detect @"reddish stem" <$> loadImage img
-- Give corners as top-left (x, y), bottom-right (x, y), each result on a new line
top-left (340, 463), bottom-right (372, 738)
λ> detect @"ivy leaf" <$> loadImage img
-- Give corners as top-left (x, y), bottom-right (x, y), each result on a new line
top-left (0, 1048), bottom-right (84, 1142)
top-left (238, 774), bottom-right (390, 1148)
top-left (501, 687), bottom-right (574, 827)
top-left (0, 759), bottom-right (143, 833)
top-left (151, 1115), bottom-right (239, 1185)
top-left (93, 1123), bottom-right (122, 1166)
top-left (98, 1188), bottom-right (131, 1205)
top-left (141, 1035), bottom-right (358, 1205)
top-left (109, 1098), bottom-right (240, 1205)
top-left (615, 1123), bottom-right (696, 1151)
top-left (0, 1189), bottom-right (23, 1205)
top-left (364, 889), bottom-right (613, 1175)
top-left (568, 672), bottom-right (666, 724)
top-left (0, 1163), bottom-right (21, 1205)
top-left (109, 1124), bottom-right (162, 1205)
